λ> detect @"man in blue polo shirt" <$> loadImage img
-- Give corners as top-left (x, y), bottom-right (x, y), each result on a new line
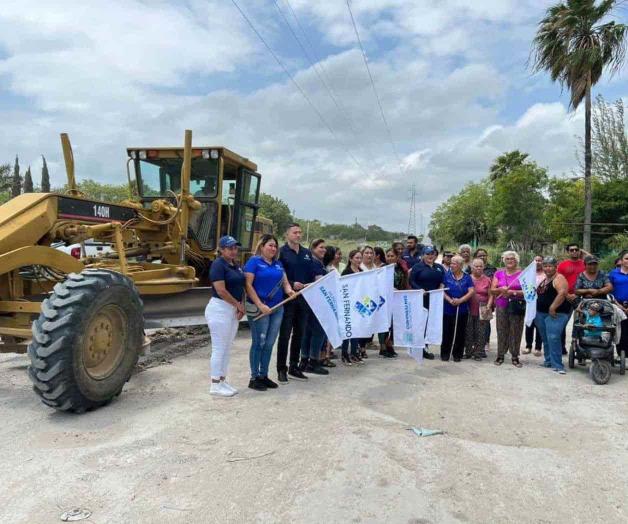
top-left (401, 235), bottom-right (424, 269)
top-left (409, 245), bottom-right (445, 360)
top-left (277, 223), bottom-right (313, 383)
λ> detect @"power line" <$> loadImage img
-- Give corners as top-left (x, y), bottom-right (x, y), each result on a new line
top-left (280, 0), bottom-right (361, 139)
top-left (230, 0), bottom-right (368, 174)
top-left (345, 0), bottom-right (403, 171)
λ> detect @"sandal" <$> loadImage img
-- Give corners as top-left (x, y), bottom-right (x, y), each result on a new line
top-left (341, 355), bottom-right (353, 366)
top-left (360, 350), bottom-right (368, 359)
top-left (533, 350), bottom-right (542, 357)
top-left (512, 358), bottom-right (522, 368)
top-left (322, 358), bottom-right (336, 368)
top-left (494, 357), bottom-right (504, 366)
top-left (522, 347), bottom-right (531, 354)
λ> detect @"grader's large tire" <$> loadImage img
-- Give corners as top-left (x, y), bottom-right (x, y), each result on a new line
top-left (27, 270), bottom-right (143, 413)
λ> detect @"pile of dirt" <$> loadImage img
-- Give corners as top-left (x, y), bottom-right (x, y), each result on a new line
top-left (136, 326), bottom-right (210, 373)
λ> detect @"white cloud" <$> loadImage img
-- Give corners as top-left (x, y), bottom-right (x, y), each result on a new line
top-left (0, 0), bottom-right (621, 234)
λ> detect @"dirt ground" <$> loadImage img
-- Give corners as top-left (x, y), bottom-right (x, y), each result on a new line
top-left (1, 324), bottom-right (628, 524)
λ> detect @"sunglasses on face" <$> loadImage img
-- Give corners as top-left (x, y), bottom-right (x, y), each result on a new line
top-left (569, 248), bottom-right (579, 252)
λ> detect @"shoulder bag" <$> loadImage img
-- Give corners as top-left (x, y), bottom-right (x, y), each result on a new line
top-left (505, 273), bottom-right (525, 315)
top-left (245, 277), bottom-right (284, 317)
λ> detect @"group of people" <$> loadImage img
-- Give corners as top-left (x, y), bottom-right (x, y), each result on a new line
top-left (405, 240), bottom-right (628, 376)
top-left (204, 226), bottom-right (628, 397)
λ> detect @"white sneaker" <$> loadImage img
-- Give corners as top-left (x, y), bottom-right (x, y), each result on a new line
top-left (210, 382), bottom-right (235, 397)
top-left (221, 381), bottom-right (238, 395)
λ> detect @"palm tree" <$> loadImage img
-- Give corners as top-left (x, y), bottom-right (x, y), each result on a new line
top-left (531, 0), bottom-right (627, 251)
top-left (489, 150), bottom-right (530, 181)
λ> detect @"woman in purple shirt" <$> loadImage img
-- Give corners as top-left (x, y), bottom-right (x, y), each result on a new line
top-left (490, 250), bottom-right (525, 367)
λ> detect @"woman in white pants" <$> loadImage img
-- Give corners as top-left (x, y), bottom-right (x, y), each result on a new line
top-left (206, 235), bottom-right (245, 397)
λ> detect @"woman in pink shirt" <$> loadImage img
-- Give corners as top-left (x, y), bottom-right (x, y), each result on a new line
top-left (465, 258), bottom-right (494, 360)
top-left (491, 251), bottom-right (525, 367)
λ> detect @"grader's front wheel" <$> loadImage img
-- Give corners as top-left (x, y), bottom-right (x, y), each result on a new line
top-left (27, 270), bottom-right (143, 413)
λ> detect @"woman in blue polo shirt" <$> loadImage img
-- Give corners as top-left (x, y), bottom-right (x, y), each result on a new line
top-left (244, 234), bottom-right (295, 392)
top-left (441, 255), bottom-right (475, 362)
top-left (206, 236), bottom-right (246, 397)
top-left (610, 250), bottom-right (628, 357)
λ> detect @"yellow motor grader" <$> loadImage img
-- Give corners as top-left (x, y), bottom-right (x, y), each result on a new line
top-left (0, 130), bottom-right (264, 412)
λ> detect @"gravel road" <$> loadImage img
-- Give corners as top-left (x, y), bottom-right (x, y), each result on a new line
top-left (1, 326), bottom-right (627, 523)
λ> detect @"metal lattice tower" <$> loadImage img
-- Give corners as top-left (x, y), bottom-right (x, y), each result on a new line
top-left (407, 184), bottom-right (417, 236)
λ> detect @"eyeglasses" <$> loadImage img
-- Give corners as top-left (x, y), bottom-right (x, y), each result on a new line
top-left (569, 248), bottom-right (579, 252)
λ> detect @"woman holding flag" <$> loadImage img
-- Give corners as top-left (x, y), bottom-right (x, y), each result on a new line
top-left (534, 257), bottom-right (570, 374)
top-left (341, 250), bottom-right (365, 365)
top-left (298, 239), bottom-right (331, 375)
top-left (244, 234), bottom-right (295, 391)
top-left (491, 251), bottom-right (525, 368)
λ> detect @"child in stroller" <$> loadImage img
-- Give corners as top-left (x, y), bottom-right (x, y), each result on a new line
top-left (582, 301), bottom-right (610, 343)
top-left (570, 298), bottom-right (622, 384)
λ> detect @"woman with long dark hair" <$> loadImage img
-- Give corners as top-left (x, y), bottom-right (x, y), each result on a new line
top-left (244, 234), bottom-right (295, 391)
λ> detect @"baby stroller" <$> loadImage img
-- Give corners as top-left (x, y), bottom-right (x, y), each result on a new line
top-left (569, 298), bottom-right (625, 384)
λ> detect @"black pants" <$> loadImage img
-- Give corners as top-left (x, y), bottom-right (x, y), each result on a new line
top-left (525, 323), bottom-right (542, 350)
top-left (277, 295), bottom-right (308, 372)
top-left (441, 312), bottom-right (468, 360)
top-left (618, 318), bottom-right (628, 356)
top-left (341, 338), bottom-right (359, 358)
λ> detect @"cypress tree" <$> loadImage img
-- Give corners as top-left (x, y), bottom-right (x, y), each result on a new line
top-left (11, 155), bottom-right (21, 197)
top-left (41, 155), bottom-right (50, 192)
top-left (24, 166), bottom-right (34, 193)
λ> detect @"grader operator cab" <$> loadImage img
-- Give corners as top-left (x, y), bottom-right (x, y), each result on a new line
top-left (0, 130), bottom-right (264, 412)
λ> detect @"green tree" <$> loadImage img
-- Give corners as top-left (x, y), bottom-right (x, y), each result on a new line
top-left (23, 166), bottom-right (34, 193)
top-left (54, 179), bottom-right (130, 203)
top-left (489, 150), bottom-right (529, 182)
top-left (0, 163), bottom-right (11, 204)
top-left (429, 182), bottom-right (494, 246)
top-left (488, 162), bottom-right (548, 251)
top-left (258, 193), bottom-right (293, 234)
top-left (11, 155), bottom-right (21, 197)
top-left (544, 178), bottom-right (584, 244)
top-left (531, 0), bottom-right (628, 251)
top-left (41, 155), bottom-right (51, 192)
top-left (589, 95), bottom-right (628, 180)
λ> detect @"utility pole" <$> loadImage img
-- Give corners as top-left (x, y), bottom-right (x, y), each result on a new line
top-left (407, 184), bottom-right (417, 236)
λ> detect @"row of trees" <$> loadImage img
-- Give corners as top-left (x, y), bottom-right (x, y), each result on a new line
top-left (0, 156), bottom-right (51, 203)
top-left (258, 192), bottom-right (404, 242)
top-left (428, 96), bottom-right (628, 254)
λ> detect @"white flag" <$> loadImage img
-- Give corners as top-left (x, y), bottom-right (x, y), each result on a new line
top-left (301, 271), bottom-right (343, 348)
top-left (337, 270), bottom-right (382, 338)
top-left (392, 290), bottom-right (427, 348)
top-left (518, 261), bottom-right (538, 327)
top-left (372, 265), bottom-right (395, 333)
top-left (425, 289), bottom-right (445, 346)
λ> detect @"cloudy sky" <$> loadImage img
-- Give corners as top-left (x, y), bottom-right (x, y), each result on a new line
top-left (1, 0), bottom-right (627, 233)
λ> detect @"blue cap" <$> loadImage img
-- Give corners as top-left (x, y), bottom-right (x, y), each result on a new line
top-left (219, 235), bottom-right (241, 248)
top-left (423, 246), bottom-right (436, 255)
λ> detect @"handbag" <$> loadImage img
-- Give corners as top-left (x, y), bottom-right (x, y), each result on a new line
top-left (507, 298), bottom-right (526, 315)
top-left (479, 303), bottom-right (493, 321)
top-left (246, 277), bottom-right (284, 317)
top-left (504, 271), bottom-right (525, 315)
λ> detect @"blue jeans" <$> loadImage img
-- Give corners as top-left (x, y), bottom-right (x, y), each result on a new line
top-left (301, 308), bottom-right (326, 361)
top-left (535, 312), bottom-right (569, 371)
top-left (248, 307), bottom-right (284, 378)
